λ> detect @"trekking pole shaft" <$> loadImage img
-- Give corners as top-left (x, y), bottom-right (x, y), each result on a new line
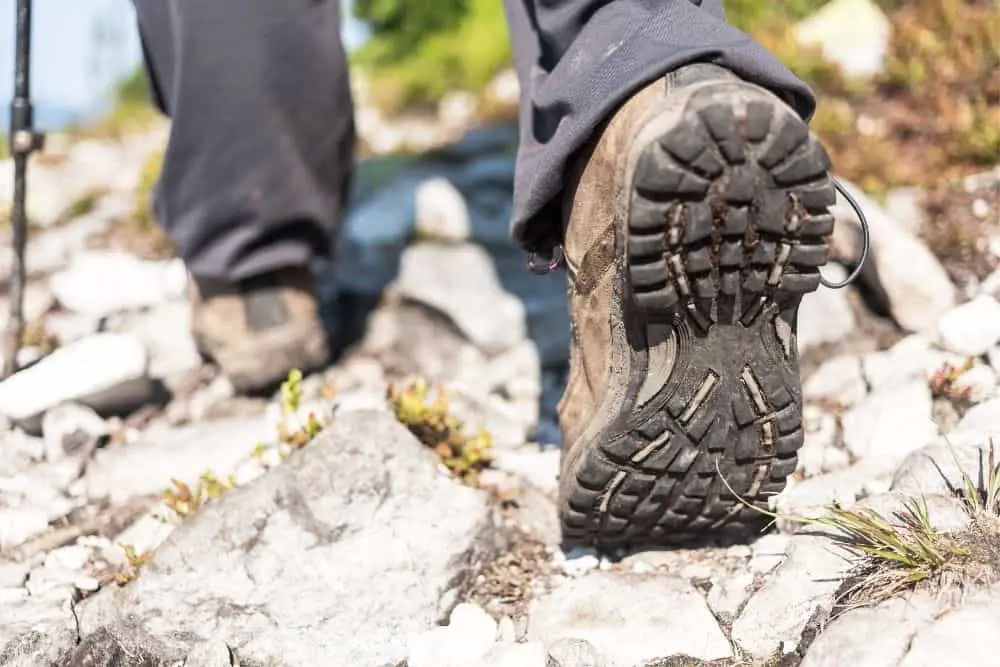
top-left (3, 0), bottom-right (36, 379)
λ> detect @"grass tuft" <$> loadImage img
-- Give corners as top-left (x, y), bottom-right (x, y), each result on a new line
top-left (718, 438), bottom-right (1000, 610)
top-left (953, 438), bottom-right (1000, 518)
top-left (65, 190), bottom-right (103, 221)
top-left (387, 378), bottom-right (492, 485)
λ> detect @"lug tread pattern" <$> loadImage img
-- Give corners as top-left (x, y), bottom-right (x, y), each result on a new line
top-left (561, 83), bottom-right (834, 548)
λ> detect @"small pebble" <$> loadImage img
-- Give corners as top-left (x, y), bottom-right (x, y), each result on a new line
top-left (45, 545), bottom-right (91, 572)
top-left (546, 637), bottom-right (604, 667)
top-left (972, 198), bottom-right (990, 218)
top-left (557, 548), bottom-right (601, 577)
top-left (74, 575), bottom-right (100, 593)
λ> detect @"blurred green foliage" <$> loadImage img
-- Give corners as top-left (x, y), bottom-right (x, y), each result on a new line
top-left (83, 65), bottom-right (157, 138)
top-left (353, 0), bottom-right (468, 62)
top-left (723, 0), bottom-right (828, 30)
top-left (351, 0), bottom-right (834, 114)
top-left (113, 66), bottom-right (151, 110)
top-left (351, 0), bottom-right (511, 113)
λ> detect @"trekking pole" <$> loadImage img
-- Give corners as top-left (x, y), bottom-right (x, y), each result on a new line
top-left (3, 0), bottom-right (45, 379)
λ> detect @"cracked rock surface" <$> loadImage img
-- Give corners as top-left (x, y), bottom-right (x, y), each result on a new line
top-left (55, 411), bottom-right (501, 666)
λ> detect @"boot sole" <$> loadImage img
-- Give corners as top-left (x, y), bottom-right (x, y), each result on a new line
top-left (560, 81), bottom-right (835, 548)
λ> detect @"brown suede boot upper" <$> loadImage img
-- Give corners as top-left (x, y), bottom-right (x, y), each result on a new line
top-left (191, 267), bottom-right (329, 393)
top-left (554, 62), bottom-right (836, 548)
top-left (557, 78), bottom-right (667, 452)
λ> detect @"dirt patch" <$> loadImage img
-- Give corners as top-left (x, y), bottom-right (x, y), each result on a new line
top-left (642, 652), bottom-right (792, 667)
top-left (921, 176), bottom-right (1000, 290)
top-left (463, 522), bottom-right (557, 619)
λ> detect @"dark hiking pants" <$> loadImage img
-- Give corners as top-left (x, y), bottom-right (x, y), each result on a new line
top-left (131, 0), bottom-right (815, 283)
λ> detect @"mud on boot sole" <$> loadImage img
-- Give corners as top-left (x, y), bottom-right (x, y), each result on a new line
top-left (560, 82), bottom-right (836, 549)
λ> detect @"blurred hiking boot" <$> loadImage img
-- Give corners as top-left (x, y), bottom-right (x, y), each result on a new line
top-left (556, 63), bottom-right (836, 548)
top-left (190, 267), bottom-right (330, 394)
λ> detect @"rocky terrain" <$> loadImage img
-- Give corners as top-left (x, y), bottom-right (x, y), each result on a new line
top-left (1, 1), bottom-right (1000, 664)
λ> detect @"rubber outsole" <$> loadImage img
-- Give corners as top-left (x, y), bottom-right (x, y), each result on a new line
top-left (560, 81), bottom-right (836, 549)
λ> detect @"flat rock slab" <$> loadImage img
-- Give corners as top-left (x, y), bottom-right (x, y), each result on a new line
top-left (800, 594), bottom-right (938, 667)
top-left (732, 533), bottom-right (852, 658)
top-left (64, 411), bottom-right (502, 667)
top-left (841, 380), bottom-right (937, 475)
top-left (896, 586), bottom-right (1000, 667)
top-left (84, 417), bottom-right (270, 503)
top-left (807, 584), bottom-right (1000, 667)
top-left (526, 572), bottom-right (732, 666)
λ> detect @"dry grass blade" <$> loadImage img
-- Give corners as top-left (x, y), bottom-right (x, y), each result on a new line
top-left (818, 497), bottom-right (964, 573)
top-left (714, 458), bottom-right (979, 610)
top-left (947, 437), bottom-right (1000, 518)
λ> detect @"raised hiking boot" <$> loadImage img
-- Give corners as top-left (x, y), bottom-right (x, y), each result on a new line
top-left (190, 267), bottom-right (330, 394)
top-left (557, 63), bottom-right (836, 548)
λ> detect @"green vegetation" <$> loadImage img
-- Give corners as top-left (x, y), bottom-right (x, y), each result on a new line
top-left (721, 438), bottom-right (1000, 612)
top-left (114, 543), bottom-right (149, 585)
top-left (724, 0), bottom-right (828, 34)
top-left (352, 0), bottom-right (511, 113)
top-left (276, 368), bottom-right (329, 448)
top-left (161, 471), bottom-right (238, 519)
top-left (66, 189), bottom-right (102, 220)
top-left (387, 378), bottom-right (493, 485)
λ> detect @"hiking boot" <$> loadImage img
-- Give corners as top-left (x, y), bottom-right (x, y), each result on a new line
top-left (190, 267), bottom-right (330, 394)
top-left (557, 63), bottom-right (836, 548)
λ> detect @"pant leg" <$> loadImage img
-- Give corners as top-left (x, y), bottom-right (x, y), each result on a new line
top-left (131, 0), bottom-right (354, 283)
top-left (503, 0), bottom-right (817, 254)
